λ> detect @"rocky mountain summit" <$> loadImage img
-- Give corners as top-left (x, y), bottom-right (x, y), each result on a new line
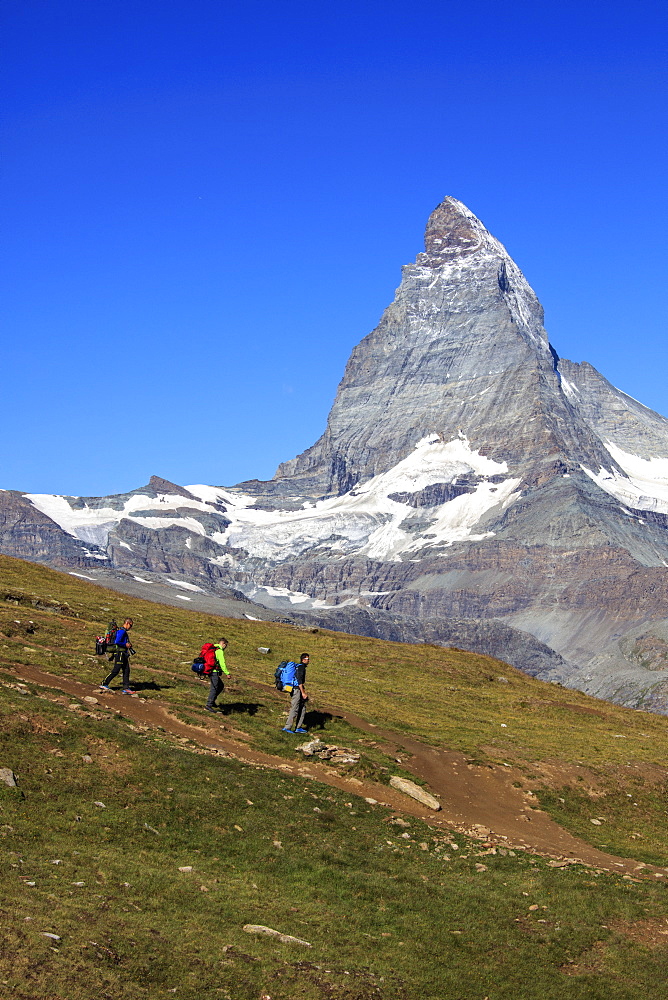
top-left (4, 198), bottom-right (668, 709)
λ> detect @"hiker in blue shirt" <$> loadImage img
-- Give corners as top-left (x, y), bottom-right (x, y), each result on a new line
top-left (100, 618), bottom-right (135, 694)
top-left (283, 653), bottom-right (310, 734)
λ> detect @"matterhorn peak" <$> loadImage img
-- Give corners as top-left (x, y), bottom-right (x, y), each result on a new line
top-left (422, 196), bottom-right (500, 263)
top-left (276, 197), bottom-right (554, 491)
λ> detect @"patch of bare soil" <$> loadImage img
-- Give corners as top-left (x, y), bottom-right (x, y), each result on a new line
top-left (562, 918), bottom-right (668, 977)
top-left (82, 736), bottom-right (132, 773)
top-left (530, 757), bottom-right (668, 794)
top-left (1, 698), bottom-right (64, 735)
top-left (330, 708), bottom-right (665, 874)
top-left (505, 757), bottom-right (609, 797)
top-left (7, 663), bottom-right (668, 878)
top-left (271, 960), bottom-right (396, 998)
top-left (561, 940), bottom-right (609, 977)
top-left (610, 916), bottom-right (668, 947)
top-left (527, 698), bottom-right (608, 718)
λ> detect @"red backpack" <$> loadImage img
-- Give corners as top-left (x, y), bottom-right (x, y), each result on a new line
top-left (200, 643), bottom-right (217, 674)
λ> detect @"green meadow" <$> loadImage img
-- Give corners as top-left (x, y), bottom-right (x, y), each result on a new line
top-left (2, 554), bottom-right (668, 998)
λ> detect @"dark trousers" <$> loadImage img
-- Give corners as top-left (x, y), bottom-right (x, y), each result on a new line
top-left (206, 672), bottom-right (225, 709)
top-left (103, 651), bottom-right (130, 689)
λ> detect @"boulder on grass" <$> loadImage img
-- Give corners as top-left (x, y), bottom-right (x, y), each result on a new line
top-left (243, 924), bottom-right (311, 947)
top-left (389, 776), bottom-right (441, 811)
top-left (0, 768), bottom-right (17, 788)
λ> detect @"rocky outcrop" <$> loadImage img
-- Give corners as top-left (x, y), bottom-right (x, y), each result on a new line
top-left (145, 476), bottom-right (202, 502)
top-left (0, 491), bottom-right (107, 567)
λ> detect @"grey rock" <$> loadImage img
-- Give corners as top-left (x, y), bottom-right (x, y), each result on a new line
top-left (296, 738), bottom-right (328, 756)
top-left (0, 491), bottom-right (108, 567)
top-left (389, 776), bottom-right (441, 811)
top-left (295, 739), bottom-right (360, 763)
top-left (242, 924), bottom-right (311, 947)
top-left (0, 767), bottom-right (17, 788)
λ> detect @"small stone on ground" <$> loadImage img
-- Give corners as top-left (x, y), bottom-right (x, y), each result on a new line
top-left (243, 924), bottom-right (311, 947)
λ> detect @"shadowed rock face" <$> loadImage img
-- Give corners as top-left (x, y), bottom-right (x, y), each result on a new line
top-left (0, 492), bottom-right (106, 567)
top-left (4, 197), bottom-right (668, 712)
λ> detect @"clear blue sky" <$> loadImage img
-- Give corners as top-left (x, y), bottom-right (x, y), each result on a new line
top-left (3, 0), bottom-right (667, 496)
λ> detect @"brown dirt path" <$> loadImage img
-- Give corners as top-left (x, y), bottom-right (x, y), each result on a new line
top-left (332, 709), bottom-right (657, 873)
top-left (7, 662), bottom-right (666, 881)
top-left (6, 663), bottom-right (433, 816)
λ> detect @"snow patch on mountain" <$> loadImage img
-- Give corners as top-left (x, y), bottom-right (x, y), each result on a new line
top-left (24, 438), bottom-right (521, 567)
top-left (354, 434), bottom-right (509, 492)
top-left (25, 490), bottom-right (220, 545)
top-left (186, 484), bottom-right (257, 508)
top-left (560, 376), bottom-right (580, 403)
top-left (167, 579), bottom-right (206, 593)
top-left (605, 442), bottom-right (668, 489)
top-left (242, 583), bottom-right (334, 610)
top-left (361, 477), bottom-right (521, 560)
top-left (127, 515), bottom-right (208, 535)
top-left (582, 442), bottom-right (668, 514)
top-left (216, 436), bottom-right (521, 563)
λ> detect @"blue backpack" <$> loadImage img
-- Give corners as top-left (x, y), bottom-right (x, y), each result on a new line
top-left (274, 660), bottom-right (298, 692)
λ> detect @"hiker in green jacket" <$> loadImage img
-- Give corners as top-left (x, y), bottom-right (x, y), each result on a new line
top-left (205, 638), bottom-right (230, 712)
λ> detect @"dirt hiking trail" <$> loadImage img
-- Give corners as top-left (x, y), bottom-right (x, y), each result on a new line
top-left (7, 663), bottom-right (665, 881)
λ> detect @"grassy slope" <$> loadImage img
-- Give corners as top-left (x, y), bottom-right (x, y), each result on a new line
top-left (3, 678), bottom-right (668, 1000)
top-left (2, 554), bottom-right (668, 996)
top-left (2, 555), bottom-right (668, 862)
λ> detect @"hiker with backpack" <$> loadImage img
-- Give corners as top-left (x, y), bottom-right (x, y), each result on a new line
top-left (95, 618), bottom-right (118, 656)
top-left (100, 618), bottom-right (135, 694)
top-left (202, 638), bottom-right (230, 712)
top-left (281, 653), bottom-right (310, 734)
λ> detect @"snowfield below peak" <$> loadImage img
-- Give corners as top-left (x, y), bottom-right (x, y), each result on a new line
top-left (23, 437), bottom-right (522, 568)
top-left (582, 442), bottom-right (668, 514)
top-left (25, 489), bottom-right (224, 548)
top-left (217, 436), bottom-right (521, 563)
